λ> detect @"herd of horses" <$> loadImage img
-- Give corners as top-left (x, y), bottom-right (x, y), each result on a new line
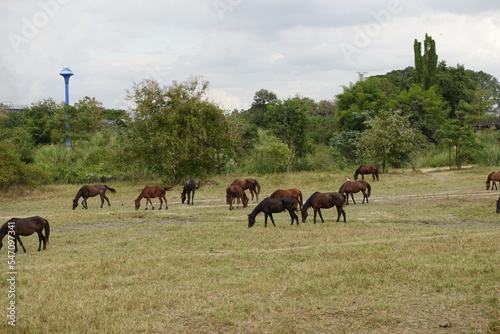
top-left (3, 165), bottom-right (500, 252)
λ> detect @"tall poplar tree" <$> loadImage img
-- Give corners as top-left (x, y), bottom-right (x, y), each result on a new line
top-left (414, 34), bottom-right (438, 90)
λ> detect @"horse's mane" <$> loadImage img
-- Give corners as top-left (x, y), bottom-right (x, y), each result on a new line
top-left (73, 188), bottom-right (83, 201)
top-left (338, 181), bottom-right (349, 193)
top-left (249, 198), bottom-right (266, 217)
top-left (303, 192), bottom-right (320, 209)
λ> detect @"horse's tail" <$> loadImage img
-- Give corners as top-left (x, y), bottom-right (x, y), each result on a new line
top-left (44, 220), bottom-right (50, 245)
top-left (255, 180), bottom-right (261, 194)
top-left (164, 186), bottom-right (174, 191)
top-left (298, 191), bottom-right (304, 208)
top-left (366, 183), bottom-right (371, 197)
top-left (104, 185), bottom-right (117, 193)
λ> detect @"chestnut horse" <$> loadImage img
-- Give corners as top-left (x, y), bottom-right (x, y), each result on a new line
top-left (72, 184), bottom-right (116, 210)
top-left (226, 185), bottom-right (249, 210)
top-left (354, 165), bottom-right (379, 181)
top-left (301, 192), bottom-right (346, 223)
top-left (181, 178), bottom-right (198, 205)
top-left (231, 178), bottom-right (261, 202)
top-left (486, 172), bottom-right (500, 190)
top-left (248, 197), bottom-right (299, 228)
top-left (269, 188), bottom-right (304, 210)
top-left (135, 185), bottom-right (173, 210)
top-left (0, 216), bottom-right (50, 253)
top-left (338, 180), bottom-right (371, 204)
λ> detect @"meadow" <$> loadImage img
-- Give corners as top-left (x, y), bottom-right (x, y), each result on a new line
top-left (0, 167), bottom-right (499, 334)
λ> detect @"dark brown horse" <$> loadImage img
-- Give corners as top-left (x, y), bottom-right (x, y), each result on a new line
top-left (496, 196), bottom-right (500, 213)
top-left (226, 185), bottom-right (249, 210)
top-left (301, 192), bottom-right (346, 223)
top-left (231, 178), bottom-right (261, 202)
top-left (338, 180), bottom-right (371, 204)
top-left (135, 185), bottom-right (173, 210)
top-left (0, 216), bottom-right (50, 253)
top-left (72, 184), bottom-right (116, 210)
top-left (248, 197), bottom-right (299, 227)
top-left (269, 188), bottom-right (304, 210)
top-left (354, 165), bottom-right (379, 181)
top-left (181, 178), bottom-right (198, 205)
top-left (486, 172), bottom-right (500, 190)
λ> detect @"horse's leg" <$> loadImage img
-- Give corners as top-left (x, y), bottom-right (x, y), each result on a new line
top-left (317, 209), bottom-right (325, 223)
top-left (103, 194), bottom-right (111, 208)
top-left (15, 235), bottom-right (27, 253)
top-left (350, 193), bottom-right (356, 204)
top-left (82, 198), bottom-right (88, 209)
top-left (163, 195), bottom-right (168, 210)
top-left (264, 213), bottom-right (268, 227)
top-left (289, 210), bottom-right (299, 225)
top-left (36, 231), bottom-right (45, 251)
top-left (269, 213), bottom-right (276, 227)
top-left (336, 206), bottom-right (346, 223)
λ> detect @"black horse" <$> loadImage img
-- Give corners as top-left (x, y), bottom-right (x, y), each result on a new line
top-left (248, 197), bottom-right (299, 228)
top-left (181, 178), bottom-right (198, 205)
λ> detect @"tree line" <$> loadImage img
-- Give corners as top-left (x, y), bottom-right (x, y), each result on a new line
top-left (1, 35), bottom-right (500, 188)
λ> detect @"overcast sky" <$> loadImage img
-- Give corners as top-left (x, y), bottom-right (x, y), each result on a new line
top-left (1, 0), bottom-right (499, 111)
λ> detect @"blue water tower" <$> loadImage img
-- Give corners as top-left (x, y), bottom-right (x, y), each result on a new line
top-left (59, 67), bottom-right (73, 147)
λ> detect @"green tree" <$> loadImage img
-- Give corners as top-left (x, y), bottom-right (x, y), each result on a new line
top-left (264, 95), bottom-right (312, 171)
top-left (356, 110), bottom-right (424, 172)
top-left (242, 89), bottom-right (277, 127)
top-left (124, 77), bottom-right (236, 181)
top-left (435, 123), bottom-right (480, 169)
top-left (414, 34), bottom-right (438, 90)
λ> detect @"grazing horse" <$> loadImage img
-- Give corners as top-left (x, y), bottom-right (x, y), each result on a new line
top-left (72, 184), bottom-right (116, 210)
top-left (0, 216), bottom-right (50, 253)
top-left (269, 188), bottom-right (304, 210)
top-left (231, 178), bottom-right (261, 202)
top-left (338, 180), bottom-right (371, 204)
top-left (496, 196), bottom-right (500, 213)
top-left (486, 172), bottom-right (500, 190)
top-left (301, 192), bottom-right (346, 224)
top-left (354, 165), bottom-right (379, 181)
top-left (135, 185), bottom-right (173, 210)
top-left (226, 185), bottom-right (249, 210)
top-left (248, 197), bottom-right (299, 228)
top-left (181, 178), bottom-right (198, 205)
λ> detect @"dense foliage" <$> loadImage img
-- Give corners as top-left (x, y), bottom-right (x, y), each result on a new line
top-left (1, 35), bottom-right (500, 187)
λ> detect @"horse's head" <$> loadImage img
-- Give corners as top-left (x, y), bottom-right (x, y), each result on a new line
top-left (248, 214), bottom-right (255, 228)
top-left (242, 195), bottom-right (249, 208)
top-left (134, 199), bottom-right (141, 210)
top-left (300, 209), bottom-right (308, 223)
top-left (181, 192), bottom-right (186, 204)
top-left (486, 180), bottom-right (491, 190)
top-left (72, 200), bottom-right (78, 210)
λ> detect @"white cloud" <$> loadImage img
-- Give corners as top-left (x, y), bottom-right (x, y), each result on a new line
top-left (1, 0), bottom-right (499, 111)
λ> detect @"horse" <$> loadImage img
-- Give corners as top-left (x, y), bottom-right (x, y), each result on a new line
top-left (0, 216), bottom-right (50, 253)
top-left (354, 165), bottom-right (379, 181)
top-left (486, 172), bottom-right (500, 190)
top-left (181, 178), bottom-right (198, 205)
top-left (301, 192), bottom-right (346, 224)
top-left (338, 180), bottom-right (371, 204)
top-left (135, 185), bottom-right (174, 210)
top-left (269, 188), bottom-right (304, 210)
top-left (226, 185), bottom-right (249, 210)
top-left (248, 197), bottom-right (299, 228)
top-left (231, 178), bottom-right (261, 202)
top-left (496, 196), bottom-right (500, 213)
top-left (72, 184), bottom-right (116, 210)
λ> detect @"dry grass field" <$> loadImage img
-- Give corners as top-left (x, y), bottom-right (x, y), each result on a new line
top-left (0, 166), bottom-right (499, 333)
